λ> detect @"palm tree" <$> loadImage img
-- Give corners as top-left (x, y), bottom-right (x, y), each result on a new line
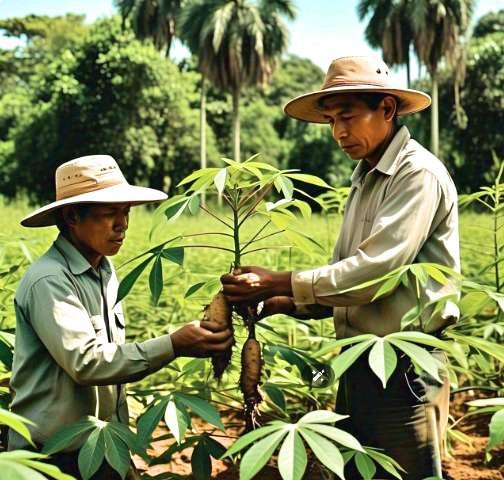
top-left (115, 0), bottom-right (182, 57)
top-left (357, 0), bottom-right (414, 87)
top-left (179, 0), bottom-right (295, 162)
top-left (411, 0), bottom-right (475, 156)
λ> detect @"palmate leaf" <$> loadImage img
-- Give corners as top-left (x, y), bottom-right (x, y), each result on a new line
top-left (0, 451), bottom-right (73, 480)
top-left (331, 338), bottom-right (375, 379)
top-left (277, 429), bottom-right (307, 480)
top-left (116, 255), bottom-right (155, 304)
top-left (136, 398), bottom-right (169, 447)
top-left (149, 256), bottom-right (163, 306)
top-left (164, 398), bottom-right (189, 444)
top-left (368, 338), bottom-right (397, 388)
top-left (298, 410), bottom-right (347, 425)
top-left (214, 168), bottom-right (228, 194)
top-left (284, 173), bottom-right (333, 189)
top-left (161, 247), bottom-right (184, 266)
top-left (78, 428), bottom-right (105, 480)
top-left (222, 424), bottom-right (284, 458)
top-left (488, 409), bottom-right (504, 451)
top-left (298, 428), bottom-right (345, 480)
top-left (355, 451), bottom-right (376, 479)
top-left (174, 393), bottom-right (224, 431)
top-left (274, 176), bottom-right (294, 200)
top-left (363, 447), bottom-right (405, 478)
top-left (387, 338), bottom-right (443, 383)
top-left (43, 418), bottom-right (97, 455)
top-left (191, 439), bottom-right (211, 480)
top-left (264, 383), bottom-right (286, 411)
top-left (445, 331), bottom-right (504, 364)
top-left (103, 428), bottom-right (130, 480)
top-left (0, 409), bottom-right (35, 445)
top-left (177, 168), bottom-right (220, 188)
top-left (301, 423), bottom-right (363, 452)
top-left (239, 429), bottom-right (288, 480)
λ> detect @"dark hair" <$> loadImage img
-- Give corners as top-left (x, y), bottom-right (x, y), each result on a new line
top-left (56, 204), bottom-right (93, 234)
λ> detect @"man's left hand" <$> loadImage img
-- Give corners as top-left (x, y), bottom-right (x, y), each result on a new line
top-left (221, 266), bottom-right (292, 303)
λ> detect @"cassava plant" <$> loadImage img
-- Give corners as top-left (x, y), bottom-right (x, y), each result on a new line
top-left (118, 154), bottom-right (333, 431)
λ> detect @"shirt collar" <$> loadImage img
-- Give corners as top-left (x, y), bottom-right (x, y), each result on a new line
top-left (350, 125), bottom-right (411, 185)
top-left (53, 234), bottom-right (112, 276)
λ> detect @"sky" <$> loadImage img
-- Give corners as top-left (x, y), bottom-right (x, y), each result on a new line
top-left (0, 0), bottom-right (503, 88)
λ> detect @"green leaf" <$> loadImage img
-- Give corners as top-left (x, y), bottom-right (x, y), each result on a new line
top-left (0, 409), bottom-right (35, 445)
top-left (445, 331), bottom-right (504, 364)
top-left (116, 255), bottom-right (154, 304)
top-left (222, 424), bottom-right (285, 458)
top-left (372, 275), bottom-right (402, 301)
top-left (467, 398), bottom-right (504, 408)
top-left (487, 409), bottom-right (504, 451)
top-left (214, 168), bottom-right (228, 194)
top-left (314, 335), bottom-right (375, 357)
top-left (386, 331), bottom-right (453, 353)
top-left (284, 173), bottom-right (332, 189)
top-left (78, 428), bottom-right (105, 480)
top-left (363, 447), bottom-right (405, 477)
top-left (277, 429), bottom-right (307, 480)
top-left (0, 337), bottom-right (13, 369)
top-left (22, 457), bottom-right (75, 480)
top-left (302, 424), bottom-right (364, 452)
top-left (264, 384), bottom-right (286, 411)
top-left (298, 428), bottom-right (345, 480)
top-left (149, 437), bottom-right (199, 466)
top-left (184, 282), bottom-right (206, 298)
top-left (149, 256), bottom-right (163, 306)
top-left (239, 428), bottom-right (287, 480)
top-left (283, 229), bottom-right (324, 255)
top-left (107, 422), bottom-right (139, 453)
top-left (368, 339), bottom-right (397, 388)
top-left (161, 247), bottom-right (184, 266)
top-left (191, 439), bottom-right (212, 480)
top-left (103, 428), bottom-right (130, 479)
top-left (387, 338), bottom-right (442, 383)
top-left (423, 264), bottom-right (448, 285)
top-left (331, 339), bottom-right (375, 379)
top-left (136, 398), bottom-right (169, 447)
top-left (275, 176), bottom-right (294, 200)
top-left (164, 398), bottom-right (189, 444)
top-left (177, 168), bottom-right (220, 187)
top-left (202, 436), bottom-right (226, 459)
top-left (43, 419), bottom-right (96, 455)
top-left (0, 459), bottom-right (46, 480)
top-left (354, 451), bottom-right (376, 480)
top-left (175, 393), bottom-right (224, 431)
top-left (298, 410), bottom-right (348, 425)
top-left (188, 195), bottom-right (201, 215)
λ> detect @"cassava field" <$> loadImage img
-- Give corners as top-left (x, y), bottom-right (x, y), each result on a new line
top-left (0, 199), bottom-right (502, 479)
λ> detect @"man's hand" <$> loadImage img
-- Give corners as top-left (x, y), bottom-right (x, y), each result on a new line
top-left (256, 296), bottom-right (296, 319)
top-left (221, 266), bottom-right (293, 304)
top-left (170, 320), bottom-right (233, 358)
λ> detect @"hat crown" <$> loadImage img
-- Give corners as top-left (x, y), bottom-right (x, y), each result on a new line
top-left (322, 56), bottom-right (392, 90)
top-left (55, 155), bottom-right (127, 201)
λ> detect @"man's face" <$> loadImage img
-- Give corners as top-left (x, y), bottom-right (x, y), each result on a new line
top-left (71, 203), bottom-right (130, 257)
top-left (320, 93), bottom-right (392, 161)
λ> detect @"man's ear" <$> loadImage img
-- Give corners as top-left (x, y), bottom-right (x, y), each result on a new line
top-left (382, 96), bottom-right (397, 122)
top-left (61, 206), bottom-right (78, 227)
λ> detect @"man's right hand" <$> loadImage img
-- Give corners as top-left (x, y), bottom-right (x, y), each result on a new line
top-left (170, 320), bottom-right (233, 358)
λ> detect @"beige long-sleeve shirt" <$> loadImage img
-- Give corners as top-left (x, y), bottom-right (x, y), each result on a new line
top-left (9, 234), bottom-right (174, 450)
top-left (291, 126), bottom-right (460, 338)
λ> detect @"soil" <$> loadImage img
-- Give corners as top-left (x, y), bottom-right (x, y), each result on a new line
top-left (134, 391), bottom-right (504, 479)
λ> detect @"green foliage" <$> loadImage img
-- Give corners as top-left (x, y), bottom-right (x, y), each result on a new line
top-left (222, 410), bottom-right (403, 480)
top-left (43, 417), bottom-right (138, 480)
top-left (0, 16), bottom-right (218, 203)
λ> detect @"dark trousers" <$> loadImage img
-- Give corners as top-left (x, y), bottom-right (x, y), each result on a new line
top-left (335, 351), bottom-right (449, 480)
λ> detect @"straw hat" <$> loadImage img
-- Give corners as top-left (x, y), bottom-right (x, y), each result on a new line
top-left (21, 155), bottom-right (168, 227)
top-left (284, 56), bottom-right (431, 123)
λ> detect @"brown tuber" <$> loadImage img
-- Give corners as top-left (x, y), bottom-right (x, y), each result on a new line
top-left (240, 337), bottom-right (263, 430)
top-left (203, 292), bottom-right (234, 380)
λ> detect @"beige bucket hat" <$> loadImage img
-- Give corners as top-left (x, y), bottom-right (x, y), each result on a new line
top-left (284, 56), bottom-right (431, 123)
top-left (21, 155), bottom-right (168, 228)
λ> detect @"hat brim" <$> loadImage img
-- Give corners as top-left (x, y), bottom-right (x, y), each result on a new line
top-left (21, 183), bottom-right (168, 228)
top-left (284, 85), bottom-right (431, 123)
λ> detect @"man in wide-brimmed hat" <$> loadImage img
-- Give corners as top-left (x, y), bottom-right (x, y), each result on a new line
top-left (9, 155), bottom-right (233, 478)
top-left (221, 56), bottom-right (460, 479)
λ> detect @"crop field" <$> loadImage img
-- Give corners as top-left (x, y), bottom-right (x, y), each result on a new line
top-left (0, 198), bottom-right (503, 479)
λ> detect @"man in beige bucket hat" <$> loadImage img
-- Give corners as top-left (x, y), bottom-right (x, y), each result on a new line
top-left (222, 56), bottom-right (460, 479)
top-left (9, 155), bottom-right (233, 478)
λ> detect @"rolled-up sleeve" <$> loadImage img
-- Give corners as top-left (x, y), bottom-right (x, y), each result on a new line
top-left (27, 274), bottom-right (174, 386)
top-left (292, 168), bottom-right (444, 307)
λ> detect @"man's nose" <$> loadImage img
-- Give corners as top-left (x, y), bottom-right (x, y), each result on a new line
top-left (332, 122), bottom-right (348, 142)
top-left (115, 214), bottom-right (128, 231)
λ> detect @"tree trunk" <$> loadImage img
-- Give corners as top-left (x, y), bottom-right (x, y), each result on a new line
top-left (431, 72), bottom-right (439, 158)
top-left (200, 75), bottom-right (207, 206)
top-left (232, 85), bottom-right (241, 162)
top-left (405, 49), bottom-right (411, 88)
